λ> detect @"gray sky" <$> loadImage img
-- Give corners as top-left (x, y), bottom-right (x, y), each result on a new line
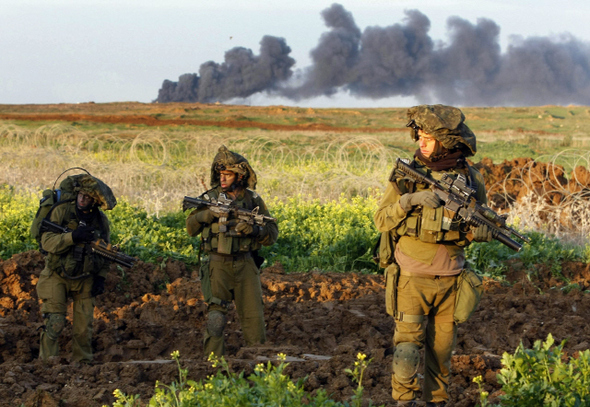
top-left (1, 0), bottom-right (588, 107)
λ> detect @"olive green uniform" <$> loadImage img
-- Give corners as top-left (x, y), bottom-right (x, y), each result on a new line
top-left (375, 161), bottom-right (487, 403)
top-left (36, 202), bottom-right (110, 362)
top-left (187, 186), bottom-right (278, 356)
top-left (374, 104), bottom-right (488, 405)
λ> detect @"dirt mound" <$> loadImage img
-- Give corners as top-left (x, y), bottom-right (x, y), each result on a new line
top-left (1, 251), bottom-right (590, 407)
top-left (473, 157), bottom-right (590, 209)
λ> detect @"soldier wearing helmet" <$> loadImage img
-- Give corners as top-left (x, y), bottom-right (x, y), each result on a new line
top-left (374, 105), bottom-right (491, 407)
top-left (186, 146), bottom-right (278, 357)
top-left (36, 173), bottom-right (116, 364)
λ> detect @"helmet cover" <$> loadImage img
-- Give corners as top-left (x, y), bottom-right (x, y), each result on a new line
top-left (210, 145), bottom-right (257, 189)
top-left (406, 104), bottom-right (477, 157)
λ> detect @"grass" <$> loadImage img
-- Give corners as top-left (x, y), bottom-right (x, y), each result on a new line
top-left (1, 103), bottom-right (590, 261)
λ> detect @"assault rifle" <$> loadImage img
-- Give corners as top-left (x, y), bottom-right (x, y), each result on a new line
top-left (182, 195), bottom-right (276, 237)
top-left (183, 194), bottom-right (276, 255)
top-left (40, 219), bottom-right (136, 268)
top-left (392, 158), bottom-right (530, 252)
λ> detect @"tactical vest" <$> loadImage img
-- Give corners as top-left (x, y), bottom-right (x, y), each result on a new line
top-left (200, 188), bottom-right (263, 255)
top-left (45, 202), bottom-right (109, 279)
top-left (391, 162), bottom-right (486, 247)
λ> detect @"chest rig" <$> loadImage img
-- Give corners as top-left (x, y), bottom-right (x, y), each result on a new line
top-left (393, 161), bottom-right (478, 245)
top-left (200, 189), bottom-right (262, 255)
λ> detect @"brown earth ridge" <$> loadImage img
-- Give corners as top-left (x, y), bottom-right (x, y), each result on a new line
top-left (0, 112), bottom-right (398, 133)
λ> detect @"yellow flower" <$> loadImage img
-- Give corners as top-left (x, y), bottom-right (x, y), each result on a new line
top-left (171, 350), bottom-right (180, 359)
top-left (208, 352), bottom-right (219, 367)
top-left (356, 352), bottom-right (367, 361)
top-left (473, 375), bottom-right (483, 384)
top-left (277, 353), bottom-right (287, 361)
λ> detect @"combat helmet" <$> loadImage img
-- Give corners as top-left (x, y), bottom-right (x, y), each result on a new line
top-left (406, 104), bottom-right (477, 157)
top-left (73, 174), bottom-right (117, 210)
top-left (210, 145), bottom-right (257, 189)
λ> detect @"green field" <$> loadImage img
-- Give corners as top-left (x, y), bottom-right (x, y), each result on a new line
top-left (1, 103), bottom-right (589, 274)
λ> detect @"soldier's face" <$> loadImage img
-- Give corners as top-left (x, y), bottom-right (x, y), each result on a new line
top-left (219, 170), bottom-right (237, 189)
top-left (77, 192), bottom-right (95, 211)
top-left (418, 129), bottom-right (438, 158)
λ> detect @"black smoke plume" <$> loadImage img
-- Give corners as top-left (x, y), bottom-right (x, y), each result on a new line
top-left (156, 35), bottom-right (295, 103)
top-left (156, 3), bottom-right (590, 106)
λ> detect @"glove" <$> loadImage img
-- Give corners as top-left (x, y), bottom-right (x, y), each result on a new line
top-left (235, 222), bottom-right (259, 237)
top-left (91, 276), bottom-right (105, 297)
top-left (472, 224), bottom-right (493, 242)
top-left (398, 191), bottom-right (442, 212)
top-left (194, 208), bottom-right (217, 224)
top-left (71, 225), bottom-right (95, 244)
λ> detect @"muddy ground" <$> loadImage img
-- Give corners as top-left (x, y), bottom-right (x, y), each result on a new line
top-left (1, 250), bottom-right (589, 407)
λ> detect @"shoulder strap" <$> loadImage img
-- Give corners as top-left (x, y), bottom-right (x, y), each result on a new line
top-left (45, 198), bottom-right (76, 224)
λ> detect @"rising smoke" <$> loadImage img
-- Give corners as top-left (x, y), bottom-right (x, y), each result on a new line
top-left (156, 3), bottom-right (590, 106)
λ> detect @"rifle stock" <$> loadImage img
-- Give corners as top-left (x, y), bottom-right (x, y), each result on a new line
top-left (392, 158), bottom-right (530, 252)
top-left (40, 219), bottom-right (135, 268)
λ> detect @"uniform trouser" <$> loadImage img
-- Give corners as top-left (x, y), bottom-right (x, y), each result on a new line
top-left (203, 254), bottom-right (266, 357)
top-left (392, 273), bottom-right (458, 403)
top-left (36, 268), bottom-right (95, 362)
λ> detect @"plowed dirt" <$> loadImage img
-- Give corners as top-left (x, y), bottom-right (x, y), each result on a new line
top-left (1, 251), bottom-right (589, 407)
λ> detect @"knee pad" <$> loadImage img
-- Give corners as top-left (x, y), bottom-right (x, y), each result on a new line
top-left (207, 310), bottom-right (226, 337)
top-left (44, 313), bottom-right (66, 341)
top-left (393, 342), bottom-right (420, 381)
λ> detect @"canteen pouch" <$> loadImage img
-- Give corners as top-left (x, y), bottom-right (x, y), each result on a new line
top-left (453, 268), bottom-right (484, 323)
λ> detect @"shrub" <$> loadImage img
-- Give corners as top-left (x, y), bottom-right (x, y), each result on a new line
top-left (477, 334), bottom-right (590, 407)
top-left (107, 352), bottom-right (382, 407)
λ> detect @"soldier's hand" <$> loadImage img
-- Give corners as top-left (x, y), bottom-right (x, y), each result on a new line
top-left (235, 221), bottom-right (259, 237)
top-left (399, 190), bottom-right (442, 212)
top-left (72, 225), bottom-right (95, 244)
top-left (194, 208), bottom-right (217, 224)
top-left (472, 224), bottom-right (493, 242)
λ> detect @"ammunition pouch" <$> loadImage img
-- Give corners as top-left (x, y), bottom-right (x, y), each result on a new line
top-left (399, 206), bottom-right (469, 246)
top-left (73, 245), bottom-right (85, 262)
top-left (453, 268), bottom-right (484, 323)
top-left (203, 223), bottom-right (262, 256)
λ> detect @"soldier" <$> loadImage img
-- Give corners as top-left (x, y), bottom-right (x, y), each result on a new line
top-left (186, 146), bottom-right (279, 357)
top-left (374, 105), bottom-right (492, 406)
top-left (36, 174), bottom-right (116, 363)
